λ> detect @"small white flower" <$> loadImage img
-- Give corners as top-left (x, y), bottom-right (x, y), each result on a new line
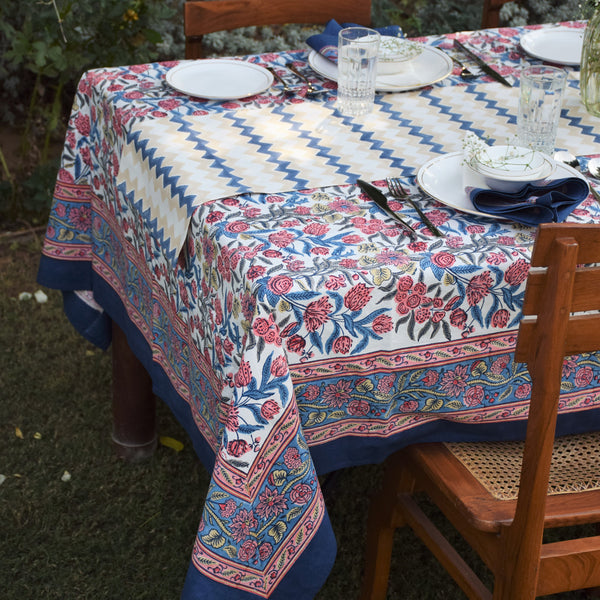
top-left (18, 292), bottom-right (32, 301)
top-left (0, 475), bottom-right (6, 485)
top-left (61, 470), bottom-right (71, 482)
top-left (34, 290), bottom-right (48, 304)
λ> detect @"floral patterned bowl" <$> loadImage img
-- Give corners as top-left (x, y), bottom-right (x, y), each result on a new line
top-left (377, 37), bottom-right (424, 75)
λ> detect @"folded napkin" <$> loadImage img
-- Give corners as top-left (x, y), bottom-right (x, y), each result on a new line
top-left (469, 178), bottom-right (589, 226)
top-left (306, 19), bottom-right (402, 63)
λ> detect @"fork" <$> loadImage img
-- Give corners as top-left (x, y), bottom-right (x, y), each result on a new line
top-left (265, 66), bottom-right (294, 95)
top-left (386, 178), bottom-right (443, 237)
top-left (285, 62), bottom-right (324, 95)
top-left (450, 56), bottom-right (479, 80)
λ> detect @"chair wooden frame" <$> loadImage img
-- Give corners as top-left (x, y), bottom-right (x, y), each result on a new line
top-left (361, 223), bottom-right (600, 599)
top-left (184, 0), bottom-right (372, 58)
top-left (481, 0), bottom-right (512, 29)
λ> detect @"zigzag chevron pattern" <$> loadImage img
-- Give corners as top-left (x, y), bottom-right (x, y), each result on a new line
top-left (116, 74), bottom-right (600, 265)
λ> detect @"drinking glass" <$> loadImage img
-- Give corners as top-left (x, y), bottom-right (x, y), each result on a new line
top-left (517, 65), bottom-right (567, 155)
top-left (337, 27), bottom-right (380, 117)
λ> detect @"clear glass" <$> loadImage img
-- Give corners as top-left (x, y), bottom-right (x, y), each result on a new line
top-left (581, 10), bottom-right (600, 118)
top-left (517, 65), bottom-right (567, 156)
top-left (337, 27), bottom-right (380, 117)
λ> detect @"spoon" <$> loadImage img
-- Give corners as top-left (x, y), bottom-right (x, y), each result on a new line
top-left (554, 151), bottom-right (600, 203)
top-left (553, 150), bottom-right (580, 170)
top-left (588, 157), bottom-right (600, 179)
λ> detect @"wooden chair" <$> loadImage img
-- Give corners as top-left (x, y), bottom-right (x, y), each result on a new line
top-left (481, 0), bottom-right (512, 28)
top-left (184, 0), bottom-right (372, 58)
top-left (361, 222), bottom-right (600, 600)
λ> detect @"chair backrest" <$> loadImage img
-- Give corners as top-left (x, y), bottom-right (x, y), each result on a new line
top-left (510, 223), bottom-right (600, 568)
top-left (481, 0), bottom-right (512, 28)
top-left (184, 0), bottom-right (372, 58)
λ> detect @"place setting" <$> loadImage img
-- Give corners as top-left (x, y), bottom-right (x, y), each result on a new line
top-left (304, 19), bottom-right (453, 95)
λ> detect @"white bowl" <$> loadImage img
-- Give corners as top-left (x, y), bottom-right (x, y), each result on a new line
top-left (463, 145), bottom-right (556, 193)
top-left (377, 37), bottom-right (423, 75)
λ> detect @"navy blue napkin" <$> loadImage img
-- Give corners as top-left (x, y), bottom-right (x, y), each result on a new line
top-left (469, 177), bottom-right (589, 226)
top-left (306, 19), bottom-right (402, 63)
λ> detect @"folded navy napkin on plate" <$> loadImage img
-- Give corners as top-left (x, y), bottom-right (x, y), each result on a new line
top-left (469, 178), bottom-right (589, 226)
top-left (306, 19), bottom-right (402, 63)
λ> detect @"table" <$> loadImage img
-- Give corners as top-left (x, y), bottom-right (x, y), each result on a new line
top-left (38, 21), bottom-right (600, 600)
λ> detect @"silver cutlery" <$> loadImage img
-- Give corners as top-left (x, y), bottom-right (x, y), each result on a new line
top-left (453, 39), bottom-right (512, 87)
top-left (357, 179), bottom-right (417, 239)
top-left (554, 151), bottom-right (600, 203)
top-left (265, 66), bottom-right (294, 95)
top-left (386, 178), bottom-right (443, 237)
top-left (285, 62), bottom-right (322, 95)
top-left (449, 55), bottom-right (479, 80)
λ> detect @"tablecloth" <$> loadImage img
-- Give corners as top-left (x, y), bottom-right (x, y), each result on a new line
top-left (38, 21), bottom-right (600, 599)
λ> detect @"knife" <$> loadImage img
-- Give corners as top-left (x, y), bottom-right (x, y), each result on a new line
top-left (453, 39), bottom-right (512, 87)
top-left (357, 179), bottom-right (417, 238)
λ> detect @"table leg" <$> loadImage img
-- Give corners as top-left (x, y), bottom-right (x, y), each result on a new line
top-left (111, 321), bottom-right (157, 461)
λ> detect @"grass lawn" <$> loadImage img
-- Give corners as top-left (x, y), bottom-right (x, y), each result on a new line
top-left (1, 234), bottom-right (594, 599)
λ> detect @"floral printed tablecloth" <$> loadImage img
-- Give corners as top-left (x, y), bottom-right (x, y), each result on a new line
top-left (38, 22), bottom-right (600, 600)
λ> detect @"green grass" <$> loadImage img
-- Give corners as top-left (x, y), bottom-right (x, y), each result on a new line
top-left (1, 235), bottom-right (594, 599)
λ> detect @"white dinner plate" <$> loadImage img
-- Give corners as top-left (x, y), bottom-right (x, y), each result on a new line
top-left (166, 60), bottom-right (274, 99)
top-left (520, 28), bottom-right (584, 66)
top-left (307, 46), bottom-right (453, 92)
top-left (416, 151), bottom-right (584, 219)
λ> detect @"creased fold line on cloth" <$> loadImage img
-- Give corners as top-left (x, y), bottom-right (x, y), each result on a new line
top-left (469, 177), bottom-right (589, 226)
top-left (306, 19), bottom-right (402, 63)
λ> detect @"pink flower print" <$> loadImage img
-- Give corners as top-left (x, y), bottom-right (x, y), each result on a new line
top-left (68, 206), bottom-right (92, 230)
top-left (74, 113), bottom-right (91, 136)
top-left (344, 283), bottom-right (373, 311)
top-left (322, 379), bottom-right (353, 408)
top-left (234, 360), bottom-right (252, 387)
top-left (287, 335), bottom-right (306, 354)
top-left (515, 383), bottom-right (531, 399)
top-left (491, 309), bottom-right (510, 328)
top-left (283, 446), bottom-right (302, 469)
top-left (325, 275), bottom-right (346, 290)
top-left (304, 296), bottom-right (332, 332)
top-left (230, 508), bottom-right (258, 542)
top-left (440, 365), bottom-right (469, 397)
top-left (228, 439), bottom-right (252, 458)
top-left (290, 483), bottom-right (313, 505)
top-left (464, 385), bottom-right (485, 407)
top-left (490, 354), bottom-right (511, 375)
top-left (260, 399), bottom-right (280, 420)
top-left (303, 222), bottom-right (329, 236)
top-left (575, 366), bottom-right (594, 387)
top-left (378, 374), bottom-right (396, 393)
top-left (422, 370), bottom-right (439, 387)
top-left (332, 336), bottom-right (352, 354)
top-left (504, 258), bottom-right (529, 286)
top-left (268, 230), bottom-right (295, 248)
top-left (347, 399), bottom-right (370, 416)
top-left (372, 314), bottom-right (393, 334)
top-left (219, 499), bottom-right (237, 518)
top-left (466, 272), bottom-right (493, 306)
top-left (256, 487), bottom-right (288, 519)
top-left (270, 356), bottom-right (288, 378)
top-left (258, 542), bottom-right (273, 560)
top-left (400, 400), bottom-right (419, 412)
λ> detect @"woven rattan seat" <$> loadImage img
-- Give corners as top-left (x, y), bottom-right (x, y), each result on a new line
top-left (361, 223), bottom-right (600, 600)
top-left (445, 431), bottom-right (600, 501)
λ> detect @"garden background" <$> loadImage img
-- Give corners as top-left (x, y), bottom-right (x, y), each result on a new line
top-left (0, 1), bottom-right (592, 599)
